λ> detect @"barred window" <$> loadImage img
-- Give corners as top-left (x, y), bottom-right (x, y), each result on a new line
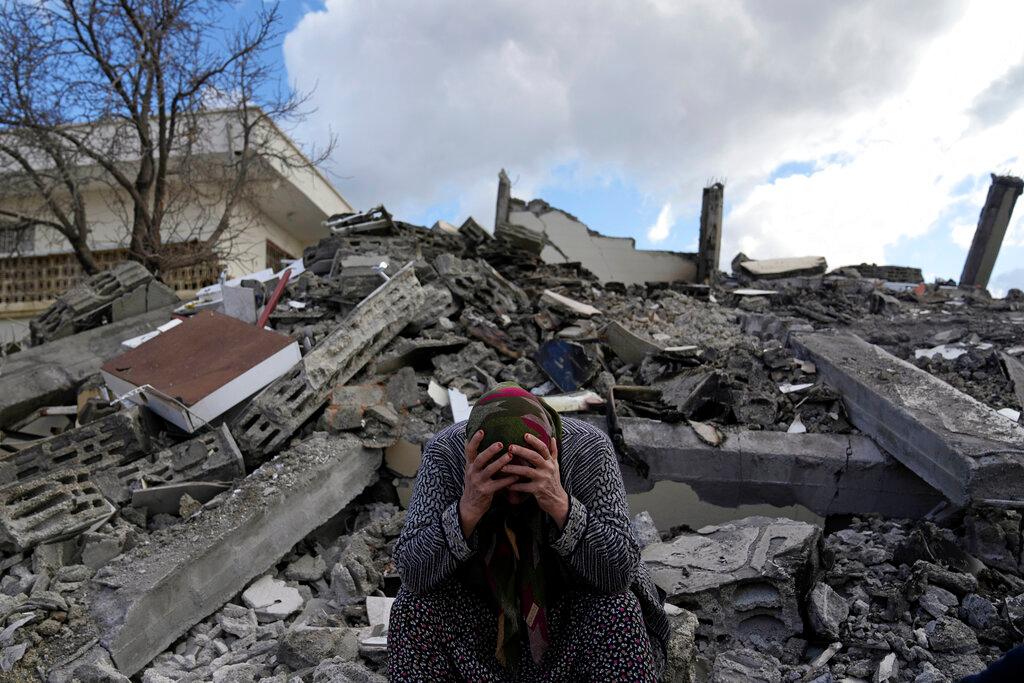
top-left (0, 223), bottom-right (34, 255)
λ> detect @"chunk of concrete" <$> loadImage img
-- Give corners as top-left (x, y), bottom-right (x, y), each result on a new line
top-left (242, 575), bottom-right (304, 621)
top-left (88, 433), bottom-right (381, 676)
top-left (0, 305), bottom-right (175, 428)
top-left (0, 468), bottom-right (115, 550)
top-left (807, 582), bottom-right (849, 639)
top-left (612, 417), bottom-right (943, 518)
top-left (732, 254), bottom-right (827, 280)
top-left (710, 648), bottom-right (782, 683)
top-left (642, 516), bottom-right (820, 644)
top-left (230, 263), bottom-right (424, 461)
top-left (791, 332), bottom-right (1024, 506)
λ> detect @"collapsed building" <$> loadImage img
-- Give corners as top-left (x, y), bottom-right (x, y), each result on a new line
top-left (0, 172), bottom-right (1021, 682)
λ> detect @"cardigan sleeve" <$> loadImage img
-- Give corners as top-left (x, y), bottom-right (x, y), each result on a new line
top-left (548, 423), bottom-right (640, 593)
top-left (393, 425), bottom-right (475, 593)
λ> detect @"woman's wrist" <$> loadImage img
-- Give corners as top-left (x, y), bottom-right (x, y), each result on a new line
top-left (458, 496), bottom-right (481, 539)
top-left (547, 489), bottom-right (570, 530)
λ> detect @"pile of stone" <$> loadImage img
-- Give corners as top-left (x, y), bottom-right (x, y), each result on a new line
top-left (0, 181), bottom-right (1023, 681)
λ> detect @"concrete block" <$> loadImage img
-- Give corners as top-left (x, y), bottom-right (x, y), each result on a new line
top-left (0, 468), bottom-right (115, 550)
top-left (791, 332), bottom-right (1024, 506)
top-left (30, 261), bottom-right (155, 345)
top-left (611, 417), bottom-right (943, 518)
top-left (0, 410), bottom-right (150, 490)
top-left (230, 263), bottom-right (424, 461)
top-left (88, 432), bottom-right (381, 676)
top-left (642, 516), bottom-right (820, 644)
top-left (0, 306), bottom-right (176, 428)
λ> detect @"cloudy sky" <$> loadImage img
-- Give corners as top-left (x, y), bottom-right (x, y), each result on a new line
top-left (263, 1), bottom-right (1023, 291)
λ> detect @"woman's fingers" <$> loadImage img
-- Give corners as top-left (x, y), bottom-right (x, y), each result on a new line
top-left (483, 476), bottom-right (518, 493)
top-left (508, 481), bottom-right (539, 493)
top-left (500, 463), bottom-right (539, 480)
top-left (472, 442), bottom-right (504, 471)
top-left (507, 444), bottom-right (545, 467)
top-left (465, 430), bottom-right (484, 464)
top-left (480, 451), bottom-right (512, 478)
top-left (523, 433), bottom-right (551, 460)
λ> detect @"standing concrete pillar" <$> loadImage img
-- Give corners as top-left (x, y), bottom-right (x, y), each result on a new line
top-left (697, 182), bottom-right (724, 283)
top-left (495, 169), bottom-right (511, 231)
top-left (960, 174), bottom-right (1023, 289)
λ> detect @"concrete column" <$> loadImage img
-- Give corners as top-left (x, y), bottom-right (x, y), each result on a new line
top-left (697, 182), bottom-right (724, 283)
top-left (959, 174), bottom-right (1023, 289)
top-left (495, 169), bottom-right (511, 231)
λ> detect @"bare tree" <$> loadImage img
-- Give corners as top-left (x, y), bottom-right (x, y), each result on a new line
top-left (0, 0), bottom-right (332, 276)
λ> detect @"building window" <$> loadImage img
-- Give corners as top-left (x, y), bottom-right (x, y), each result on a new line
top-left (266, 239), bottom-right (293, 272)
top-left (0, 223), bottom-right (35, 255)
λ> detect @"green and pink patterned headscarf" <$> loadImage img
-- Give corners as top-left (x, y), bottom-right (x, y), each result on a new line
top-left (466, 382), bottom-right (563, 669)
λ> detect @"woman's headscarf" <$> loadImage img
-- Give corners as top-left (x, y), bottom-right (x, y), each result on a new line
top-left (465, 382), bottom-right (563, 669)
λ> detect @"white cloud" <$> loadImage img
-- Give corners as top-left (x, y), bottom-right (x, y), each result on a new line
top-left (283, 0), bottom-right (965, 230)
top-left (722, 3), bottom-right (1024, 270)
top-left (646, 203), bottom-right (673, 242)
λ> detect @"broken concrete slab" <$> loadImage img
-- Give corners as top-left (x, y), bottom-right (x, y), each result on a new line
top-left (732, 254), bottom-right (827, 280)
top-left (0, 468), bottom-right (115, 550)
top-left (230, 263), bottom-right (424, 461)
top-left (604, 321), bottom-right (663, 367)
top-left (642, 516), bottom-right (820, 644)
top-left (0, 305), bottom-right (176, 429)
top-left (791, 332), bottom-right (1024, 506)
top-left (540, 290), bottom-right (601, 318)
top-left (1001, 352), bottom-right (1024, 416)
top-left (88, 432), bottom-right (381, 676)
top-left (609, 417), bottom-right (943, 518)
top-left (0, 409), bottom-right (150, 489)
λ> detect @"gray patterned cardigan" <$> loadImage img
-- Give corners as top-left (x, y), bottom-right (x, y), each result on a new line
top-left (394, 416), bottom-right (670, 662)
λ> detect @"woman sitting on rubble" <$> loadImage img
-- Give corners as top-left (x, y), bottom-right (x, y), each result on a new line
top-left (389, 382), bottom-right (669, 681)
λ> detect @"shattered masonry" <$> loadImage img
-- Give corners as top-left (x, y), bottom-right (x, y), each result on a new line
top-left (0, 169), bottom-right (1023, 681)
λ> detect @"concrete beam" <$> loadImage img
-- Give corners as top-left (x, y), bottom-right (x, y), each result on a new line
top-left (495, 169), bottom-right (511, 230)
top-left (959, 174), bottom-right (1023, 289)
top-left (612, 417), bottom-right (943, 518)
top-left (88, 432), bottom-right (381, 676)
top-left (791, 332), bottom-right (1024, 506)
top-left (230, 263), bottom-right (424, 461)
top-left (0, 305), bottom-right (175, 429)
top-left (697, 183), bottom-right (724, 284)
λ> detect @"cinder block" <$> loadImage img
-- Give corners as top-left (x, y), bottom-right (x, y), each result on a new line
top-left (0, 468), bottom-right (115, 550)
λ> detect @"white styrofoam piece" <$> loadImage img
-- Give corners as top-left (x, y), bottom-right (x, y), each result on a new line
top-left (449, 388), bottom-right (470, 422)
top-left (120, 318), bottom-right (182, 349)
top-left (914, 344), bottom-right (968, 360)
top-left (997, 408), bottom-right (1021, 422)
top-left (427, 380), bottom-right (450, 407)
top-left (787, 414), bottom-right (807, 434)
top-left (779, 382), bottom-right (814, 394)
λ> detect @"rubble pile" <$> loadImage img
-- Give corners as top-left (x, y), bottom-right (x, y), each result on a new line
top-left (0, 185), bottom-right (1022, 681)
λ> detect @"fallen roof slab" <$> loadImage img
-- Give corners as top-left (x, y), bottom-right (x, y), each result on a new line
top-left (791, 332), bottom-right (1024, 507)
top-left (87, 432), bottom-right (381, 676)
top-left (0, 305), bottom-right (176, 429)
top-left (612, 417), bottom-right (943, 518)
